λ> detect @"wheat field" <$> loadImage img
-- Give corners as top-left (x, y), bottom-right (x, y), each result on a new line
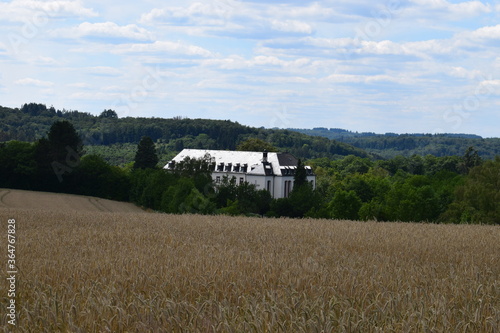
top-left (1, 208), bottom-right (499, 332)
top-left (0, 189), bottom-right (143, 213)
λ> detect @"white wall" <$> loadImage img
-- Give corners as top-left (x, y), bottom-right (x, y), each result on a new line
top-left (211, 172), bottom-right (316, 199)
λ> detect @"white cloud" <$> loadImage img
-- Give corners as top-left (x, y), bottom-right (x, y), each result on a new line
top-left (15, 78), bottom-right (54, 87)
top-left (448, 67), bottom-right (482, 80)
top-left (274, 2), bottom-right (337, 20)
top-left (37, 56), bottom-right (58, 64)
top-left (69, 91), bottom-right (119, 100)
top-left (25, 0), bottom-right (98, 17)
top-left (54, 22), bottom-right (152, 42)
top-left (479, 80), bottom-right (500, 95)
top-left (323, 73), bottom-right (415, 85)
top-left (408, 0), bottom-right (491, 18)
top-left (1, 0), bottom-right (499, 136)
top-left (359, 40), bottom-right (414, 56)
top-left (0, 0), bottom-right (98, 22)
top-left (102, 85), bottom-right (127, 92)
top-left (252, 55), bottom-right (286, 66)
top-left (86, 66), bottom-right (122, 77)
top-left (139, 2), bottom-right (237, 26)
top-left (68, 82), bottom-right (92, 89)
top-left (201, 55), bottom-right (249, 69)
top-left (324, 73), bottom-right (363, 83)
top-left (111, 41), bottom-right (214, 57)
top-left (0, 42), bottom-right (7, 56)
top-left (260, 37), bottom-right (434, 59)
top-left (201, 54), bottom-right (312, 72)
top-left (261, 27), bottom-right (500, 61)
top-left (467, 24), bottom-right (500, 40)
top-left (270, 19), bottom-right (313, 34)
top-left (267, 76), bottom-right (311, 84)
top-left (140, 1), bottom-right (315, 38)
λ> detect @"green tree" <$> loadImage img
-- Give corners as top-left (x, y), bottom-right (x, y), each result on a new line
top-left (461, 146), bottom-right (483, 174)
top-left (134, 136), bottom-right (159, 169)
top-left (236, 138), bottom-right (278, 152)
top-left (0, 141), bottom-right (37, 189)
top-left (47, 120), bottom-right (83, 162)
top-left (214, 176), bottom-right (271, 215)
top-left (130, 168), bottom-right (177, 210)
top-left (337, 155), bottom-right (373, 176)
top-left (359, 199), bottom-right (387, 221)
top-left (441, 157), bottom-right (500, 224)
top-left (170, 154), bottom-right (214, 194)
top-left (328, 190), bottom-right (362, 220)
top-left (99, 109), bottom-right (118, 119)
top-left (75, 154), bottom-right (130, 201)
top-left (179, 188), bottom-right (216, 214)
top-left (162, 178), bottom-right (196, 213)
top-left (384, 175), bottom-right (441, 222)
top-left (293, 159), bottom-right (308, 189)
top-left (268, 197), bottom-right (295, 218)
top-left (34, 120), bottom-right (83, 188)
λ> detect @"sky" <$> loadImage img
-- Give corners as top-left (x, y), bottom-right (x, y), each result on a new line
top-left (0, 0), bottom-right (499, 137)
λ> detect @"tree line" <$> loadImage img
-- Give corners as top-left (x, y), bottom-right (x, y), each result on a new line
top-left (1, 120), bottom-right (499, 224)
top-left (0, 103), bottom-right (368, 161)
top-left (291, 127), bottom-right (500, 159)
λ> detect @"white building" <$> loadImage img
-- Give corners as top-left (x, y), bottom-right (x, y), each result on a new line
top-left (164, 149), bottom-right (315, 199)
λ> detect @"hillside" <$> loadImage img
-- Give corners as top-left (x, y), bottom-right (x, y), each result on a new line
top-left (4, 103), bottom-right (499, 164)
top-left (0, 189), bottom-right (144, 213)
top-left (0, 104), bottom-right (369, 165)
top-left (290, 128), bottom-right (500, 159)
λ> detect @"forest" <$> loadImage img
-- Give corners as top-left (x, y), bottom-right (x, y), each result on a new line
top-left (291, 127), bottom-right (500, 159)
top-left (0, 103), bottom-right (499, 224)
top-left (0, 103), bottom-right (368, 164)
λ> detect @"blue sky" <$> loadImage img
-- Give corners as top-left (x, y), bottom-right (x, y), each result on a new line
top-left (1, 0), bottom-right (499, 137)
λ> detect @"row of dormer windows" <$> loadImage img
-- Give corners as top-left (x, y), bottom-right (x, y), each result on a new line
top-left (214, 162), bottom-right (248, 173)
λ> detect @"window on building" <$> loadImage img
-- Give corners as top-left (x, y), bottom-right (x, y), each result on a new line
top-left (216, 176), bottom-right (221, 183)
top-left (284, 180), bottom-right (292, 198)
top-left (267, 180), bottom-right (271, 192)
top-left (240, 177), bottom-right (244, 184)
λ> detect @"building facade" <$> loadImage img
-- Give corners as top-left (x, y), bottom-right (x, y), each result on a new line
top-left (164, 149), bottom-right (315, 199)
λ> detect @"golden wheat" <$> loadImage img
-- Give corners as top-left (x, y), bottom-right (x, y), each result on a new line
top-left (1, 208), bottom-right (499, 332)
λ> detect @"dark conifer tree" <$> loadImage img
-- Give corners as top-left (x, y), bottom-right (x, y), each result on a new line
top-left (134, 136), bottom-right (159, 169)
top-left (293, 159), bottom-right (308, 189)
top-left (47, 120), bottom-right (83, 163)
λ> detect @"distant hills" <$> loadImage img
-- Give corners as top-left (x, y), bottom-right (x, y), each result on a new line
top-left (289, 128), bottom-right (500, 159)
top-left (2, 103), bottom-right (499, 163)
top-left (0, 104), bottom-right (369, 164)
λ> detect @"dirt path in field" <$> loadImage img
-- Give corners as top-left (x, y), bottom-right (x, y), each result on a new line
top-left (0, 188), bottom-right (144, 213)
top-left (0, 189), bottom-right (11, 207)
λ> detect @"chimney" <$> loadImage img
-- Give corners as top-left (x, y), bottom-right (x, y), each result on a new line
top-left (263, 151), bottom-right (268, 163)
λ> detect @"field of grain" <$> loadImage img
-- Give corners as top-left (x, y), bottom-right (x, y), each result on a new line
top-left (1, 207), bottom-right (499, 332)
top-left (0, 189), bottom-right (143, 213)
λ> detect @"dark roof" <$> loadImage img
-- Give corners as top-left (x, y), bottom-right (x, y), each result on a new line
top-left (277, 153), bottom-right (298, 167)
